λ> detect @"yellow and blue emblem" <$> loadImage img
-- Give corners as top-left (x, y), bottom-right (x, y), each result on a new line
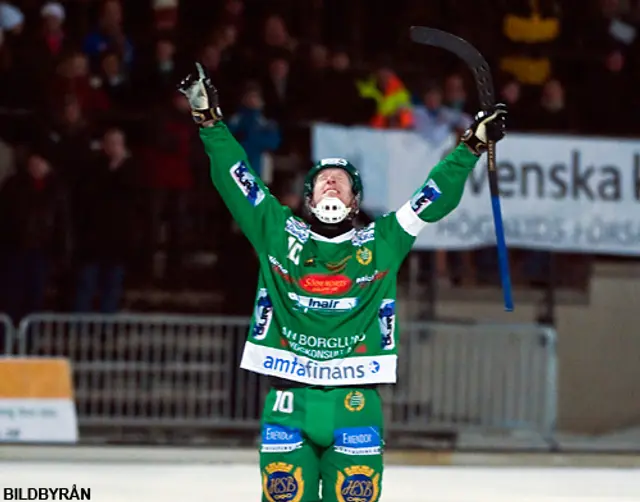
top-left (262, 462), bottom-right (304, 502)
top-left (336, 465), bottom-right (380, 502)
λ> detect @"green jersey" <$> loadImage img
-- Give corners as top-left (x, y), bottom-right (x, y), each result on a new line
top-left (200, 122), bottom-right (479, 387)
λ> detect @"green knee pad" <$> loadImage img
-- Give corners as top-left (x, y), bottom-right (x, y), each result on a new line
top-left (259, 386), bottom-right (384, 502)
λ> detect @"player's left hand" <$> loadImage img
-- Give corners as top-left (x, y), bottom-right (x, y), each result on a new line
top-left (461, 103), bottom-right (508, 155)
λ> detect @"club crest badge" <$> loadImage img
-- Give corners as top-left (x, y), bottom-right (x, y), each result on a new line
top-left (336, 466), bottom-right (380, 502)
top-left (344, 391), bottom-right (366, 412)
top-left (356, 247), bottom-right (372, 266)
top-left (262, 462), bottom-right (304, 502)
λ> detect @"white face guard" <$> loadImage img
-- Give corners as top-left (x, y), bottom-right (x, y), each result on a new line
top-left (310, 196), bottom-right (352, 224)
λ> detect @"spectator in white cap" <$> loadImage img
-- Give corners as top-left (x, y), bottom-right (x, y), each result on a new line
top-left (40, 1), bottom-right (66, 57)
top-left (41, 2), bottom-right (65, 24)
top-left (0, 2), bottom-right (24, 35)
top-left (14, 0), bottom-right (70, 103)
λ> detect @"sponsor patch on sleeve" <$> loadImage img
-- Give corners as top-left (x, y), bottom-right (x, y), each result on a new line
top-left (333, 426), bottom-right (382, 456)
top-left (285, 217), bottom-right (310, 243)
top-left (252, 288), bottom-right (273, 340)
top-left (378, 299), bottom-right (396, 350)
top-left (410, 179), bottom-right (441, 215)
top-left (230, 161), bottom-right (265, 207)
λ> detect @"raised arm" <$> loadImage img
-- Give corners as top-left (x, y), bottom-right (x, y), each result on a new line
top-left (376, 104), bottom-right (508, 261)
top-left (178, 63), bottom-right (287, 253)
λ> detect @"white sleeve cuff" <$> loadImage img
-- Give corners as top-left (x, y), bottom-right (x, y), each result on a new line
top-left (395, 202), bottom-right (428, 237)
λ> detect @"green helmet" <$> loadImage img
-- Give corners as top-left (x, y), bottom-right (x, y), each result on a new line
top-left (303, 157), bottom-right (363, 206)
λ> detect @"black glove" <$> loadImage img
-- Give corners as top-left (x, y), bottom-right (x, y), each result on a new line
top-left (461, 103), bottom-right (508, 155)
top-left (177, 62), bottom-right (224, 126)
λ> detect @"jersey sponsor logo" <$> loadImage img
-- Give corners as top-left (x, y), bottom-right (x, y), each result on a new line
top-left (230, 161), bottom-right (265, 207)
top-left (241, 344), bottom-right (397, 385)
top-left (352, 223), bottom-right (375, 246)
top-left (262, 462), bottom-right (304, 502)
top-left (336, 466), bottom-right (380, 502)
top-left (288, 293), bottom-right (358, 312)
top-left (344, 391), bottom-right (366, 412)
top-left (252, 288), bottom-right (273, 341)
top-left (261, 424), bottom-right (303, 453)
top-left (355, 270), bottom-right (388, 286)
top-left (269, 255), bottom-right (293, 282)
top-left (299, 274), bottom-right (352, 295)
top-left (410, 179), bottom-right (441, 215)
top-left (356, 246), bottom-right (373, 265)
top-left (262, 353), bottom-right (380, 382)
top-left (334, 427), bottom-right (381, 456)
top-left (285, 217), bottom-right (310, 244)
top-left (378, 299), bottom-right (396, 350)
top-left (281, 327), bottom-right (364, 360)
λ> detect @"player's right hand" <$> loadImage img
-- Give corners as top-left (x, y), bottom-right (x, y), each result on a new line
top-left (177, 62), bottom-right (224, 126)
top-left (461, 103), bottom-right (508, 155)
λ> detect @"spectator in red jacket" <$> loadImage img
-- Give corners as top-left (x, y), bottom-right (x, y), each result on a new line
top-left (49, 51), bottom-right (110, 119)
top-left (138, 92), bottom-right (195, 286)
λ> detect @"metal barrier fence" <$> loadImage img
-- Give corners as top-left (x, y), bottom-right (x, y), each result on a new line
top-left (15, 313), bottom-right (264, 433)
top-left (13, 313), bottom-right (557, 444)
top-left (385, 322), bottom-right (557, 440)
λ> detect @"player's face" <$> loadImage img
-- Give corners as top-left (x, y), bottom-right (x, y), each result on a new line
top-left (312, 168), bottom-right (354, 207)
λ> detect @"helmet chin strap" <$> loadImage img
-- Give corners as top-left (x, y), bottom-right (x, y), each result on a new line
top-left (310, 196), bottom-right (352, 224)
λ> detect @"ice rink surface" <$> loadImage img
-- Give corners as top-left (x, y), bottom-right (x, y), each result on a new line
top-left (1, 462), bottom-right (640, 501)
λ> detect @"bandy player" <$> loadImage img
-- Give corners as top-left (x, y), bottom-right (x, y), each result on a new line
top-left (178, 62), bottom-right (507, 502)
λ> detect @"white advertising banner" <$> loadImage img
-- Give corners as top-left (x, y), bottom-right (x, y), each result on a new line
top-left (312, 124), bottom-right (640, 255)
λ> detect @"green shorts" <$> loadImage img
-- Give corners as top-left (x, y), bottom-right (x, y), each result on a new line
top-left (259, 385), bottom-right (384, 502)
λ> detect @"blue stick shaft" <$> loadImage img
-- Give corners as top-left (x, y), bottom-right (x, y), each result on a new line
top-left (490, 194), bottom-right (514, 311)
top-left (486, 141), bottom-right (513, 312)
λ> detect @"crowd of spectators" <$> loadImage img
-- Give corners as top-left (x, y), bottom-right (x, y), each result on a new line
top-left (0, 0), bottom-right (634, 320)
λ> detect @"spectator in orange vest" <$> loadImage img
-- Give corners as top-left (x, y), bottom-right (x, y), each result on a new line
top-left (357, 60), bottom-right (413, 129)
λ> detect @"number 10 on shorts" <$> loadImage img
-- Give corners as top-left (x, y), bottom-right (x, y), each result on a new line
top-left (273, 390), bottom-right (294, 414)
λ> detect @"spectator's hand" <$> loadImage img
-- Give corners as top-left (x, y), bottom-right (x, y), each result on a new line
top-left (177, 62), bottom-right (224, 127)
top-left (461, 103), bottom-right (508, 155)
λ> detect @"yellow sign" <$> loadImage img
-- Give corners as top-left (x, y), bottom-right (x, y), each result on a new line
top-left (356, 247), bottom-right (372, 266)
top-left (0, 358), bottom-right (74, 399)
top-left (262, 462), bottom-right (305, 502)
top-left (336, 465), bottom-right (380, 502)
